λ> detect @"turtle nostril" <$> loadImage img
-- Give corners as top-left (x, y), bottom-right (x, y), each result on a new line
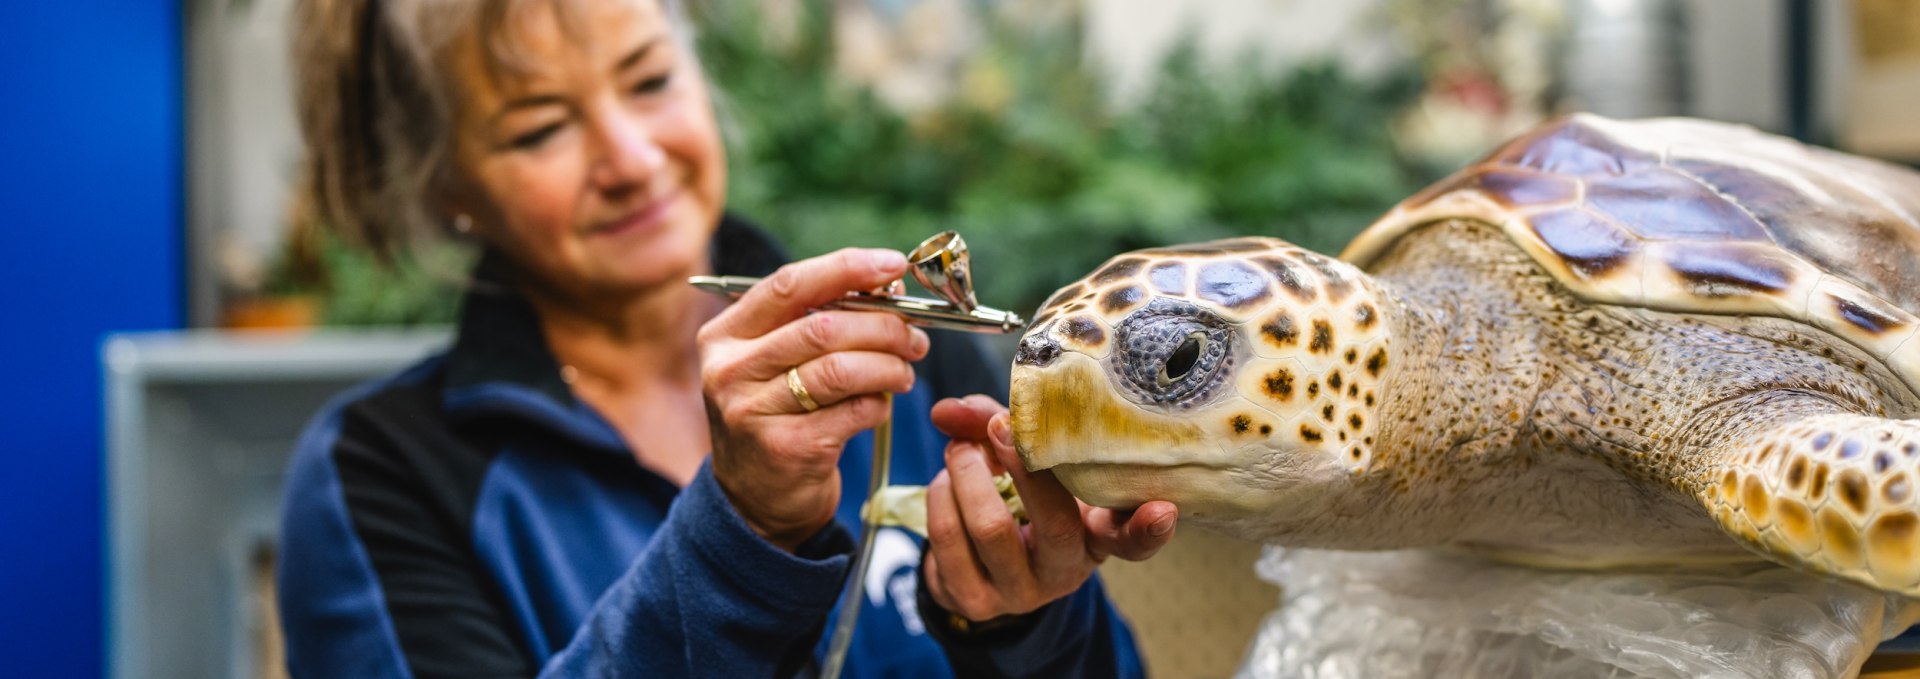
top-left (1014, 333), bottom-right (1062, 367)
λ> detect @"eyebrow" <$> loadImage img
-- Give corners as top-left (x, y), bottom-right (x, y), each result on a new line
top-left (491, 36), bottom-right (666, 120)
top-left (615, 36), bottom-right (664, 72)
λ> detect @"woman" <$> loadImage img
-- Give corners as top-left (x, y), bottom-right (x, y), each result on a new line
top-left (274, 0), bottom-right (1180, 676)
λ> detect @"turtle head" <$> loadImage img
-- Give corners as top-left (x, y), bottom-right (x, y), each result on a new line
top-left (1010, 238), bottom-right (1398, 538)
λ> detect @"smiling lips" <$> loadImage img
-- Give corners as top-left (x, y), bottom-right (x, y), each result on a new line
top-left (588, 188), bottom-right (682, 237)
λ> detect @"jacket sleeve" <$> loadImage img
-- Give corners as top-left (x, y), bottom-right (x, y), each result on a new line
top-left (541, 462), bottom-right (856, 677)
top-left (277, 393), bottom-right (854, 679)
top-left (915, 566), bottom-right (1146, 679)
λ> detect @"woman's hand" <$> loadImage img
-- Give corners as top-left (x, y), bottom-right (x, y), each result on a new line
top-left (699, 248), bottom-right (930, 552)
top-left (921, 396), bottom-right (1179, 623)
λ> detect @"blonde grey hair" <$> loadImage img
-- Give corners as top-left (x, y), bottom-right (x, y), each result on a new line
top-left (291, 0), bottom-right (696, 259)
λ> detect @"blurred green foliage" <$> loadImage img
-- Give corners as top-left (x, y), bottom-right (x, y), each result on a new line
top-left (698, 3), bottom-right (1437, 313)
top-left (302, 233), bottom-right (470, 326)
top-left (294, 2), bottom-right (1437, 325)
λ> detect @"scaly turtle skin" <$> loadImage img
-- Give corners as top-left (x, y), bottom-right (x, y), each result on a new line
top-left (1009, 114), bottom-right (1920, 596)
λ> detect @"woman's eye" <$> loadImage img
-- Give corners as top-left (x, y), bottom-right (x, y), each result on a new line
top-left (632, 74), bottom-right (671, 96)
top-left (509, 123), bottom-right (563, 150)
top-left (1161, 332), bottom-right (1204, 385)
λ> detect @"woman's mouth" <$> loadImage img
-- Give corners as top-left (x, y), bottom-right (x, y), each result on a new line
top-left (587, 189), bottom-right (682, 237)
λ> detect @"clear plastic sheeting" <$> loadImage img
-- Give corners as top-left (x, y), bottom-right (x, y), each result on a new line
top-left (1237, 548), bottom-right (1920, 679)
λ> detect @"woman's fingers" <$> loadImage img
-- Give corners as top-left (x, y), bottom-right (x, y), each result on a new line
top-left (924, 470), bottom-right (995, 618)
top-left (930, 395), bottom-right (1009, 445)
top-left (985, 413), bottom-right (1087, 579)
top-left (769, 351), bottom-right (917, 412)
top-left (705, 248), bottom-right (908, 340)
top-left (736, 310), bottom-right (928, 382)
top-left (946, 440), bottom-right (1036, 600)
top-left (762, 393), bottom-right (895, 461)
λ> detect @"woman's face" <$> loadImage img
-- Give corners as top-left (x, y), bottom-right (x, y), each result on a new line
top-left (444, 0), bottom-right (725, 299)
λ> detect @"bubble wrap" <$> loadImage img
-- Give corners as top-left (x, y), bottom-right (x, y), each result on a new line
top-left (1237, 548), bottom-right (1920, 679)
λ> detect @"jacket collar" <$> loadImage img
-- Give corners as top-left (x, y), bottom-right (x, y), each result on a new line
top-left (439, 214), bottom-right (788, 450)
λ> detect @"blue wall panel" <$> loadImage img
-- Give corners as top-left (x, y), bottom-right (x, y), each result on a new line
top-left (0, 2), bottom-right (183, 677)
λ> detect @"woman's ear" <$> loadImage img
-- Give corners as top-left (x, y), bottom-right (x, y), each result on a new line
top-left (432, 180), bottom-right (483, 239)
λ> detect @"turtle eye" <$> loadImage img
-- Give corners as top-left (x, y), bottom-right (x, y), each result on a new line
top-left (1159, 332), bottom-right (1205, 386)
top-left (1112, 298), bottom-right (1234, 409)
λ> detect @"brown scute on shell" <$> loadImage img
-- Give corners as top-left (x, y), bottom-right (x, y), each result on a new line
top-left (1477, 168), bottom-right (1580, 207)
top-left (1300, 425), bottom-right (1323, 442)
top-left (1587, 169), bottom-right (1770, 242)
top-left (1664, 243), bottom-right (1795, 297)
top-left (1309, 320), bottom-right (1334, 353)
top-left (1253, 256), bottom-right (1317, 301)
top-left (1411, 167), bottom-right (1584, 210)
top-left (1149, 261), bottom-right (1189, 295)
top-left (1091, 257), bottom-right (1146, 285)
top-left (1327, 372), bottom-right (1344, 390)
top-left (1100, 285), bottom-right (1146, 315)
top-left (1529, 209), bottom-right (1636, 278)
top-left (1263, 368), bottom-right (1294, 399)
top-left (1061, 316), bottom-right (1106, 346)
top-left (1366, 348), bottom-right (1389, 377)
top-left (1197, 260), bottom-right (1273, 310)
top-left (1670, 155), bottom-right (1920, 315)
top-left (1261, 313), bottom-right (1299, 348)
top-left (1833, 294), bottom-right (1907, 335)
top-left (1491, 116), bottom-right (1657, 177)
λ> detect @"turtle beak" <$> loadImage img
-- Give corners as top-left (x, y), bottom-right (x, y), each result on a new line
top-left (1009, 351), bottom-right (1209, 472)
top-left (1008, 352), bottom-right (1080, 472)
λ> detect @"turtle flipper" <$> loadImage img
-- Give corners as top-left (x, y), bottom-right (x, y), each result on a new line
top-left (1700, 412), bottom-right (1920, 595)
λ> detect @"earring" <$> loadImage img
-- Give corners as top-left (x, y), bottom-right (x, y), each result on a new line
top-left (453, 213), bottom-right (473, 234)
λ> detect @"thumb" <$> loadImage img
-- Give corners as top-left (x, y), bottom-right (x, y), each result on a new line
top-left (1084, 500), bottom-right (1178, 562)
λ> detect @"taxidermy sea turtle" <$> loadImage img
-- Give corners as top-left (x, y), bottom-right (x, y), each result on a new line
top-left (1009, 114), bottom-right (1920, 597)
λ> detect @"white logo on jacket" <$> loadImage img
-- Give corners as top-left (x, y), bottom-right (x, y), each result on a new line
top-left (865, 528), bottom-right (925, 635)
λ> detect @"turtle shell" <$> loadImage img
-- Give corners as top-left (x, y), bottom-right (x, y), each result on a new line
top-left (1342, 114), bottom-right (1920, 395)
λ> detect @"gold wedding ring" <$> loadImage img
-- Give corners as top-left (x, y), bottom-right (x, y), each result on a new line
top-left (786, 366), bottom-right (821, 412)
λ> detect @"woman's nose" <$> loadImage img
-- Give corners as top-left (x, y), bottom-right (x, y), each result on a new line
top-left (587, 111), bottom-right (667, 191)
